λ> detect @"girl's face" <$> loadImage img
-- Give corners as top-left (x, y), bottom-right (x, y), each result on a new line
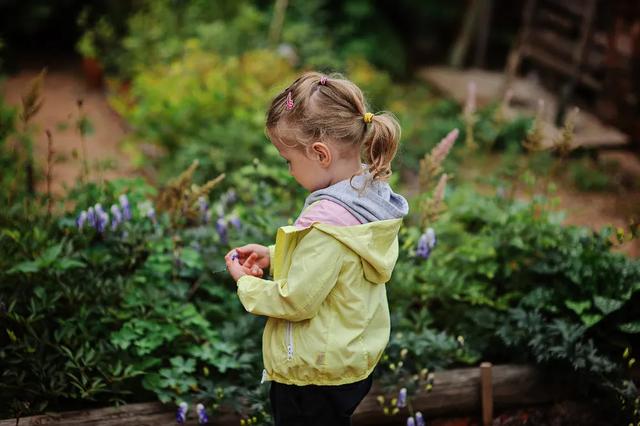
top-left (273, 141), bottom-right (331, 192)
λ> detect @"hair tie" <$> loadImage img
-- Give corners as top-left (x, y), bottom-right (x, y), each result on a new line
top-left (319, 76), bottom-right (328, 85)
top-left (363, 112), bottom-right (374, 124)
top-left (285, 91), bottom-right (294, 110)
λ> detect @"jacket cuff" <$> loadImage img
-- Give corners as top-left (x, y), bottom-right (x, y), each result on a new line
top-left (237, 274), bottom-right (255, 287)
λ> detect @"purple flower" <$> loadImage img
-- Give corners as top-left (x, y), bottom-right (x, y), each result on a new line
top-left (87, 207), bottom-right (96, 227)
top-left (176, 402), bottom-right (188, 424)
top-left (76, 210), bottom-right (88, 229)
top-left (110, 205), bottom-right (123, 231)
top-left (397, 387), bottom-right (407, 408)
top-left (146, 206), bottom-right (156, 224)
top-left (96, 211), bottom-right (109, 233)
top-left (198, 196), bottom-right (209, 224)
top-left (415, 412), bottom-right (425, 426)
top-left (196, 403), bottom-right (208, 424)
top-left (406, 417), bottom-right (415, 426)
top-left (230, 215), bottom-right (241, 230)
top-left (216, 217), bottom-right (228, 245)
top-left (119, 194), bottom-right (131, 220)
top-left (416, 228), bottom-right (436, 260)
top-left (94, 204), bottom-right (106, 230)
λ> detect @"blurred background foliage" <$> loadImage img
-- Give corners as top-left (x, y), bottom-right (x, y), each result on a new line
top-left (0, 0), bottom-right (639, 425)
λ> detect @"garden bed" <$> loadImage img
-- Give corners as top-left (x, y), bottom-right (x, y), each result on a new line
top-left (0, 364), bottom-right (575, 426)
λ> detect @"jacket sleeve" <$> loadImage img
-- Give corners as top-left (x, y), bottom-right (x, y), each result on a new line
top-left (236, 229), bottom-right (344, 322)
top-left (268, 243), bottom-right (275, 276)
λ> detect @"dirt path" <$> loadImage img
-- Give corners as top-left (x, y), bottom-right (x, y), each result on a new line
top-left (1, 55), bottom-right (134, 195)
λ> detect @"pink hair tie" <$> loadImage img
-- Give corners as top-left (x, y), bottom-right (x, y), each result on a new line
top-left (319, 76), bottom-right (328, 85)
top-left (285, 91), bottom-right (294, 110)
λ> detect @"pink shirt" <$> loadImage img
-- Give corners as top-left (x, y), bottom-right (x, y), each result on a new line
top-left (293, 200), bottom-right (361, 228)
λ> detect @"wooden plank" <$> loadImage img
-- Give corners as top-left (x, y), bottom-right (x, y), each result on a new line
top-left (0, 403), bottom-right (239, 426)
top-left (521, 45), bottom-right (602, 90)
top-left (528, 28), bottom-right (605, 74)
top-left (541, 0), bottom-right (586, 18)
top-left (352, 364), bottom-right (571, 425)
top-left (481, 362), bottom-right (493, 426)
top-left (419, 66), bottom-right (628, 150)
top-left (0, 365), bottom-right (575, 426)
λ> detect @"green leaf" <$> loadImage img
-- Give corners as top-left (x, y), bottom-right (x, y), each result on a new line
top-left (593, 296), bottom-right (624, 315)
top-left (179, 248), bottom-right (202, 269)
top-left (56, 258), bottom-right (86, 270)
top-left (142, 372), bottom-right (162, 391)
top-left (581, 313), bottom-right (604, 328)
top-left (7, 261), bottom-right (40, 274)
top-left (565, 300), bottom-right (591, 315)
top-left (169, 356), bottom-right (196, 375)
top-left (41, 244), bottom-right (63, 265)
top-left (1, 229), bottom-right (20, 242)
top-left (618, 321), bottom-right (640, 334)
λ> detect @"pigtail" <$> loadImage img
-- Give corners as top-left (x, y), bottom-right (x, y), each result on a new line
top-left (361, 112), bottom-right (401, 181)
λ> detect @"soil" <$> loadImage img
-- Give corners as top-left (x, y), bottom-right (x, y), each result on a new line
top-left (0, 55), bottom-right (134, 196)
top-left (429, 400), bottom-right (614, 426)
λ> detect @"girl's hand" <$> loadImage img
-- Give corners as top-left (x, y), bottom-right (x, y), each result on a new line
top-left (241, 252), bottom-right (264, 277)
top-left (226, 244), bottom-right (270, 270)
top-left (224, 252), bottom-right (264, 282)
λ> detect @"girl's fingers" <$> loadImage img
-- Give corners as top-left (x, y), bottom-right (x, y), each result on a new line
top-left (243, 252), bottom-right (258, 268)
top-left (225, 257), bottom-right (247, 281)
top-left (247, 264), bottom-right (263, 277)
top-left (225, 249), bottom-right (240, 261)
top-left (235, 247), bottom-right (254, 262)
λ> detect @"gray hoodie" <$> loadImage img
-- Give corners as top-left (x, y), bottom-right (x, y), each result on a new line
top-left (302, 167), bottom-right (409, 224)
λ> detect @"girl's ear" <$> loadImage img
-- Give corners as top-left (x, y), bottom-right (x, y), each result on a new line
top-left (311, 142), bottom-right (332, 167)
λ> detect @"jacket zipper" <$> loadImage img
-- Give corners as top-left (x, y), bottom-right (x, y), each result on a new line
top-left (286, 321), bottom-right (294, 360)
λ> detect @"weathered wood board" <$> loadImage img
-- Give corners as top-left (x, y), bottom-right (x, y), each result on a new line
top-left (0, 365), bottom-right (572, 426)
top-left (419, 66), bottom-right (629, 150)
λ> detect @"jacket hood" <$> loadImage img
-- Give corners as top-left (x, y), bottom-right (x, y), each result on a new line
top-left (302, 166), bottom-right (409, 224)
top-left (312, 219), bottom-right (402, 284)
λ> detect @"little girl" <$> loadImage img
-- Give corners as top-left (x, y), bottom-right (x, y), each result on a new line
top-left (224, 72), bottom-right (408, 425)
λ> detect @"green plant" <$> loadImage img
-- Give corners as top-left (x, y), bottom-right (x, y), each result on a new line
top-left (0, 92), bottom-right (17, 193)
top-left (76, 7), bottom-right (116, 59)
top-left (0, 150), bottom-right (309, 421)
top-left (389, 181), bottom-right (640, 421)
top-left (113, 0), bottom-right (268, 79)
top-left (110, 46), bottom-right (297, 181)
top-left (569, 156), bottom-right (613, 192)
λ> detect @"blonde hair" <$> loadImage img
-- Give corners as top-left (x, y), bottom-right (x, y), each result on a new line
top-left (266, 71), bottom-right (401, 182)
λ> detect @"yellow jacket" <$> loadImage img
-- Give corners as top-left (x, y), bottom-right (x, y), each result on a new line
top-left (236, 217), bottom-right (403, 385)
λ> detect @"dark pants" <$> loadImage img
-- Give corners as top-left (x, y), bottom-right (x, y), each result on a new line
top-left (269, 375), bottom-right (373, 426)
